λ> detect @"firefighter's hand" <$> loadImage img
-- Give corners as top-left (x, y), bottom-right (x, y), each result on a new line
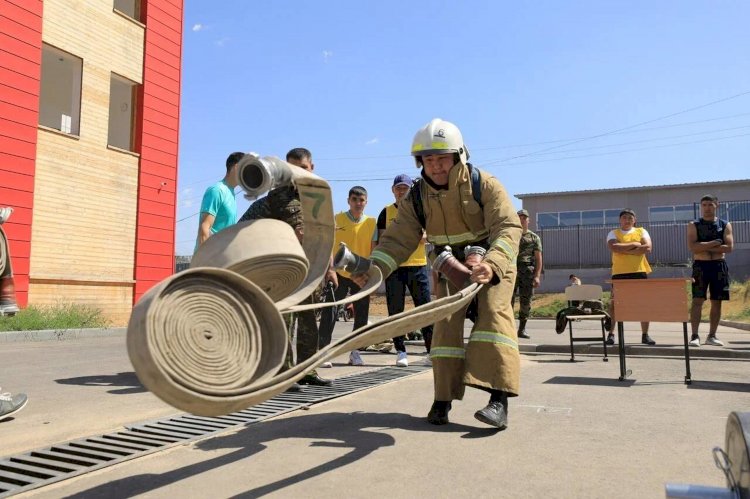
top-left (470, 262), bottom-right (494, 284)
top-left (464, 253), bottom-right (483, 269)
top-left (325, 268), bottom-right (338, 289)
top-left (350, 272), bottom-right (369, 288)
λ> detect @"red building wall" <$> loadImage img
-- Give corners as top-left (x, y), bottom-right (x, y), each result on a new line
top-left (133, 0), bottom-right (183, 302)
top-left (0, 0), bottom-right (43, 308)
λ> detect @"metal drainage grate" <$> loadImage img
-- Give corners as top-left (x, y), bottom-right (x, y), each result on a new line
top-left (0, 365), bottom-right (430, 497)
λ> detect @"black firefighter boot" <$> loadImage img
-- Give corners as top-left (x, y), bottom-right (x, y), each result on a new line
top-left (474, 390), bottom-right (509, 430)
top-left (517, 318), bottom-right (530, 339)
top-left (427, 400), bottom-right (452, 425)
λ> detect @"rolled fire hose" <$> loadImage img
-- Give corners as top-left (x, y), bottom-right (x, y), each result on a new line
top-left (127, 156), bottom-right (481, 416)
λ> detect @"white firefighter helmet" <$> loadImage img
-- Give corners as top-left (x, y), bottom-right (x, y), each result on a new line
top-left (410, 118), bottom-right (469, 167)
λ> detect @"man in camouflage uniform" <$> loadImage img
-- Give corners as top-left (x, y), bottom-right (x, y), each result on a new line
top-left (512, 209), bottom-right (543, 339)
top-left (352, 118), bottom-right (522, 430)
top-left (239, 147), bottom-right (336, 388)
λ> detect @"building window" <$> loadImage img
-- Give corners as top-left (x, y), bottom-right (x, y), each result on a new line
top-left (649, 206), bottom-right (675, 222)
top-left (108, 74), bottom-right (138, 151)
top-left (581, 210), bottom-right (604, 226)
top-left (39, 44), bottom-right (82, 135)
top-left (605, 209), bottom-right (622, 226)
top-left (650, 204), bottom-right (702, 222)
top-left (559, 211), bottom-right (581, 226)
top-left (537, 213), bottom-right (559, 228)
top-left (114, 0), bottom-right (141, 22)
top-left (674, 204), bottom-right (695, 222)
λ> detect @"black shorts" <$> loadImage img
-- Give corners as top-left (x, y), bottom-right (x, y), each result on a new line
top-left (610, 272), bottom-right (647, 295)
top-left (691, 260), bottom-right (730, 301)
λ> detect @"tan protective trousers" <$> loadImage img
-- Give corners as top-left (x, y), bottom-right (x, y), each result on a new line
top-left (431, 265), bottom-right (520, 401)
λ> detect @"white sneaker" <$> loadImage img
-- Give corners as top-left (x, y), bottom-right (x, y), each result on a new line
top-left (689, 335), bottom-right (700, 347)
top-left (319, 361), bottom-right (333, 368)
top-left (396, 351), bottom-right (409, 367)
top-left (0, 302), bottom-right (20, 316)
top-left (0, 389), bottom-right (27, 420)
top-left (705, 336), bottom-right (724, 347)
top-left (348, 350), bottom-right (364, 366)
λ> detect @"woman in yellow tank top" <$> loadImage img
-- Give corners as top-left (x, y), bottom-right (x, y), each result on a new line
top-left (606, 209), bottom-right (656, 346)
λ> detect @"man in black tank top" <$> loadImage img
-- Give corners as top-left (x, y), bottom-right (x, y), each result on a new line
top-left (687, 195), bottom-right (734, 347)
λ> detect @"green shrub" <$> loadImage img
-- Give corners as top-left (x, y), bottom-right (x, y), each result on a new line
top-left (0, 303), bottom-right (110, 332)
top-left (529, 299), bottom-right (568, 318)
top-left (724, 280), bottom-right (750, 322)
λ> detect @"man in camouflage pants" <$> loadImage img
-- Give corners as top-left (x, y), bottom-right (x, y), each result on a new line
top-left (239, 148), bottom-right (336, 389)
top-left (512, 209), bottom-right (543, 339)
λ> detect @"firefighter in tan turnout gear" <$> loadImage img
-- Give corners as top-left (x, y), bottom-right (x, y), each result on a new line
top-left (352, 118), bottom-right (522, 429)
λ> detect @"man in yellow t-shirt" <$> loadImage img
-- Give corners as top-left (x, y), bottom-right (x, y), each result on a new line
top-left (318, 186), bottom-right (377, 366)
top-left (606, 209), bottom-right (656, 346)
top-left (376, 174), bottom-right (432, 368)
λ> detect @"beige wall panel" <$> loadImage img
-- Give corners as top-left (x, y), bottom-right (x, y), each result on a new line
top-left (42, 0), bottom-right (144, 83)
top-left (32, 130), bottom-right (138, 282)
top-left (28, 282), bottom-right (134, 326)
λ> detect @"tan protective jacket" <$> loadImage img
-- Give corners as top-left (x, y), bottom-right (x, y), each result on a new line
top-left (372, 162), bottom-right (523, 398)
top-left (371, 163), bottom-right (520, 280)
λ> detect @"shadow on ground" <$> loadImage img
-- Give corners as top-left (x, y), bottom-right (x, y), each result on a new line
top-left (64, 411), bottom-right (503, 498)
top-left (543, 376), bottom-right (636, 387)
top-left (55, 372), bottom-right (146, 395)
top-left (686, 380), bottom-right (750, 393)
top-left (529, 358), bottom-right (610, 364)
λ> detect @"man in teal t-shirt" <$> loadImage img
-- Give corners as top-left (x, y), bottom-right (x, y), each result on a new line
top-left (195, 152), bottom-right (244, 251)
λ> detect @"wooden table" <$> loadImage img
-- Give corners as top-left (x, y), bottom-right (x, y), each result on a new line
top-left (611, 278), bottom-right (692, 384)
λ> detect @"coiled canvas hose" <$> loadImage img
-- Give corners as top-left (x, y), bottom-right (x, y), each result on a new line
top-left (127, 157), bottom-right (481, 416)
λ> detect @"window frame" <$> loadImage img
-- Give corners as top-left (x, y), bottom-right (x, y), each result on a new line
top-left (113, 0), bottom-right (143, 24)
top-left (537, 212), bottom-right (559, 228)
top-left (107, 72), bottom-right (139, 152)
top-left (39, 44), bottom-right (83, 137)
top-left (648, 205), bottom-right (676, 223)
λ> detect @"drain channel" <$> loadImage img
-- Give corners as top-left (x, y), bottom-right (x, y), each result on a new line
top-left (0, 365), bottom-right (429, 497)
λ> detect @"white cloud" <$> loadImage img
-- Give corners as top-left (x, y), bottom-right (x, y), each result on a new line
top-left (192, 23), bottom-right (203, 32)
top-left (365, 137), bottom-right (379, 145)
top-left (214, 37), bottom-right (230, 47)
top-left (322, 50), bottom-right (333, 63)
top-left (180, 187), bottom-right (195, 209)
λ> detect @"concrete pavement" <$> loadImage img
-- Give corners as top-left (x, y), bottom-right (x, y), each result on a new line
top-left (1, 319), bottom-right (748, 498)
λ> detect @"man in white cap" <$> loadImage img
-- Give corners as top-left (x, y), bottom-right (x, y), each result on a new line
top-left (375, 174), bottom-right (433, 368)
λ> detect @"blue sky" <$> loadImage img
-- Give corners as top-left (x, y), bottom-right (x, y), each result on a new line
top-left (175, 0), bottom-right (750, 255)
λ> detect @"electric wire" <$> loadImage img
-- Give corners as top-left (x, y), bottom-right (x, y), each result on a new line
top-left (483, 90), bottom-right (750, 165)
top-left (177, 109), bottom-right (750, 188)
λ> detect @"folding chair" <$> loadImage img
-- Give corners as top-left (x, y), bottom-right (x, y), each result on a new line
top-left (563, 284), bottom-right (609, 362)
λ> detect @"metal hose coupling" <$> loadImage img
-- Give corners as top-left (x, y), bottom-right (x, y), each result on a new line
top-left (432, 245), bottom-right (473, 290)
top-left (238, 154), bottom-right (295, 199)
top-left (464, 245), bottom-right (486, 267)
top-left (332, 242), bottom-right (371, 274)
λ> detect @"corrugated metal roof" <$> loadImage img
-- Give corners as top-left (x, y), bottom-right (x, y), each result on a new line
top-left (515, 178), bottom-right (750, 199)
